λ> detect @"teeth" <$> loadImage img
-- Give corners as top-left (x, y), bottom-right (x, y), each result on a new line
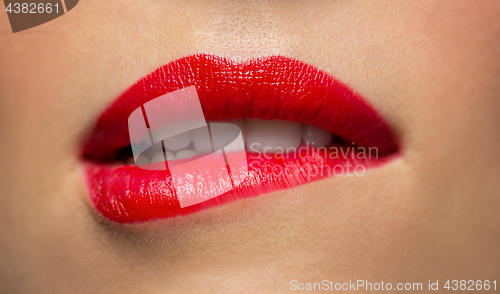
top-left (246, 119), bottom-right (301, 154)
top-left (211, 119), bottom-right (246, 153)
top-left (165, 151), bottom-right (175, 161)
top-left (150, 152), bottom-right (166, 164)
top-left (175, 149), bottom-right (199, 160)
top-left (162, 131), bottom-right (191, 151)
top-left (229, 119), bottom-right (246, 141)
top-left (192, 120), bottom-right (246, 154)
top-left (301, 124), bottom-right (333, 147)
top-left (125, 120), bottom-right (334, 165)
top-left (226, 119), bottom-right (246, 153)
top-left (192, 126), bottom-right (213, 154)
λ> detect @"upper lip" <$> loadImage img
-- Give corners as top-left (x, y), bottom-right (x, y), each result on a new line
top-left (82, 54), bottom-right (399, 223)
top-left (83, 54), bottom-right (397, 162)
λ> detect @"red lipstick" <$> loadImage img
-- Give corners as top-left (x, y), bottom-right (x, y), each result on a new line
top-left (82, 54), bottom-right (398, 223)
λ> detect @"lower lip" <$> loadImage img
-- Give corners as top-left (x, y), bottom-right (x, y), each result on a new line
top-left (84, 147), bottom-right (394, 223)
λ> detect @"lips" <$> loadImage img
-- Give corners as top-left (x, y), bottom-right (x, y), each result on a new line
top-left (82, 54), bottom-right (398, 223)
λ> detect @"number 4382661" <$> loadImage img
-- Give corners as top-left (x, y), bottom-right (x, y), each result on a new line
top-left (5, 3), bottom-right (59, 14)
top-left (444, 280), bottom-right (496, 291)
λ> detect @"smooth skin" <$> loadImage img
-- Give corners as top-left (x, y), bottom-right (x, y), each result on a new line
top-left (1, 1), bottom-right (499, 293)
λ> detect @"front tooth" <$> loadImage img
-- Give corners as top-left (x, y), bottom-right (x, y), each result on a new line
top-left (193, 120), bottom-right (246, 154)
top-left (210, 119), bottom-right (246, 153)
top-left (226, 119), bottom-right (246, 153)
top-left (165, 151), bottom-right (175, 161)
top-left (175, 149), bottom-right (199, 160)
top-left (301, 124), bottom-right (333, 147)
top-left (246, 119), bottom-right (301, 153)
top-left (150, 152), bottom-right (165, 164)
top-left (163, 131), bottom-right (192, 151)
top-left (229, 119), bottom-right (246, 142)
top-left (151, 151), bottom-right (175, 162)
top-left (192, 126), bottom-right (213, 154)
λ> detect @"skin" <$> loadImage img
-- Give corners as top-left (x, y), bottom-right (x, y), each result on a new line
top-left (1, 0), bottom-right (499, 293)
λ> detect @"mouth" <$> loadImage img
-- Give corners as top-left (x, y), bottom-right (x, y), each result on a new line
top-left (81, 54), bottom-right (399, 223)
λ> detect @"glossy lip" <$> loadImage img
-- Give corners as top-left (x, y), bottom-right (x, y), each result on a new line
top-left (82, 54), bottom-right (399, 223)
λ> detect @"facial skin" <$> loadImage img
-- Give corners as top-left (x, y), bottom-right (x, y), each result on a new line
top-left (1, 0), bottom-right (499, 293)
